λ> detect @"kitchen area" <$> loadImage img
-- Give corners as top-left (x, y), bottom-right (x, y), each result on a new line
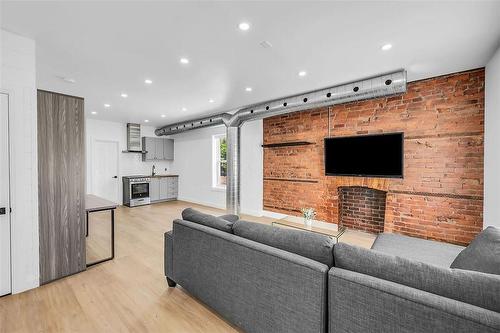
top-left (122, 123), bottom-right (179, 207)
top-left (86, 120), bottom-right (179, 208)
top-left (121, 124), bottom-right (178, 207)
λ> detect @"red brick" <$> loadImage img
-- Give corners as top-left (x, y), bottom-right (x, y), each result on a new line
top-left (263, 69), bottom-right (484, 246)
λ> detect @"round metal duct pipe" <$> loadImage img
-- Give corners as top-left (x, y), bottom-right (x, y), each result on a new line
top-left (156, 70), bottom-right (407, 215)
top-left (225, 126), bottom-right (240, 215)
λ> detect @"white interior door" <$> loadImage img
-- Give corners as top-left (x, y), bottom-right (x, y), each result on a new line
top-left (0, 93), bottom-right (12, 296)
top-left (92, 139), bottom-right (119, 203)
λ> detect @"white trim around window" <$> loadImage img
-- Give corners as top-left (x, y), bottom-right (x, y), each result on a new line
top-left (212, 134), bottom-right (227, 191)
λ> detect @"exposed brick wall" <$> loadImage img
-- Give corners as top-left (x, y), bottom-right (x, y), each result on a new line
top-left (263, 69), bottom-right (484, 245)
top-left (338, 186), bottom-right (387, 233)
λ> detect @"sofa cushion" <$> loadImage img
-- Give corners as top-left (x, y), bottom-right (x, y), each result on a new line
top-left (181, 208), bottom-right (233, 233)
top-left (371, 233), bottom-right (464, 267)
top-left (233, 220), bottom-right (335, 267)
top-left (218, 214), bottom-right (240, 223)
top-left (450, 226), bottom-right (500, 275)
top-left (334, 242), bottom-right (500, 313)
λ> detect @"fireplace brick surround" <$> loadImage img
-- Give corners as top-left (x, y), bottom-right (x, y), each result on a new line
top-left (338, 186), bottom-right (387, 233)
top-left (263, 68), bottom-right (484, 245)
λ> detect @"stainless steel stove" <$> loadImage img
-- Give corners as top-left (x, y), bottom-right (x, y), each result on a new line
top-left (122, 176), bottom-right (151, 207)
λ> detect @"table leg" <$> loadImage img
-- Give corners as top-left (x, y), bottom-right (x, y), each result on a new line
top-left (86, 208), bottom-right (116, 267)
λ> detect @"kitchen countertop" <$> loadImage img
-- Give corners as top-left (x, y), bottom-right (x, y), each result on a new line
top-left (150, 174), bottom-right (179, 178)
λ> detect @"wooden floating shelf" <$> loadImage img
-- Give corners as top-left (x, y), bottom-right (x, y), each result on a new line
top-left (263, 177), bottom-right (319, 183)
top-left (261, 141), bottom-right (315, 148)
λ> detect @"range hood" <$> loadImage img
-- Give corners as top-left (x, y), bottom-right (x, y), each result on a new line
top-left (122, 123), bottom-right (145, 153)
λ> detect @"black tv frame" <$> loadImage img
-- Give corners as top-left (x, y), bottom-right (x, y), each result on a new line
top-left (324, 132), bottom-right (404, 179)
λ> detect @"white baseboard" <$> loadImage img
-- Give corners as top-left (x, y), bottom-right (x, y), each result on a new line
top-left (177, 197), bottom-right (264, 218)
top-left (177, 196), bottom-right (226, 210)
top-left (240, 208), bottom-right (264, 217)
top-left (261, 210), bottom-right (288, 219)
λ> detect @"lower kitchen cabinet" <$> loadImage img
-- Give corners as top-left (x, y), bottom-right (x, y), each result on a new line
top-left (150, 178), bottom-right (160, 201)
top-left (151, 176), bottom-right (178, 202)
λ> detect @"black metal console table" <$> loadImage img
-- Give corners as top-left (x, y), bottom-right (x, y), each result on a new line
top-left (85, 194), bottom-right (118, 267)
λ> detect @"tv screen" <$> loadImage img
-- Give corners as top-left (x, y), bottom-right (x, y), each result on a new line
top-left (324, 133), bottom-right (403, 178)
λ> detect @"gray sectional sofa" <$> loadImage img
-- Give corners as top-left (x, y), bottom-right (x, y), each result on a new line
top-left (164, 208), bottom-right (500, 333)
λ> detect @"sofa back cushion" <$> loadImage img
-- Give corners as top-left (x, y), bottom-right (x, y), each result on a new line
top-left (181, 208), bottom-right (233, 233)
top-left (451, 226), bottom-right (500, 275)
top-left (233, 220), bottom-right (335, 267)
top-left (334, 243), bottom-right (500, 313)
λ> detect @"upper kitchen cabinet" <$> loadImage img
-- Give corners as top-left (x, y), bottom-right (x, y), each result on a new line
top-left (142, 137), bottom-right (174, 161)
top-left (142, 137), bottom-right (156, 161)
top-left (163, 139), bottom-right (174, 160)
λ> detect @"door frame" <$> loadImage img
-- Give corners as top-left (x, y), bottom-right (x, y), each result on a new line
top-left (0, 90), bottom-right (13, 296)
top-left (90, 138), bottom-right (120, 203)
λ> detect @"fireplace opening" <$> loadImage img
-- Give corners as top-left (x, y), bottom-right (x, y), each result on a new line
top-left (338, 186), bottom-right (387, 233)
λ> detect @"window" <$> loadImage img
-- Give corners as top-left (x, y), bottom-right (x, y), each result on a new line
top-left (212, 134), bottom-right (227, 189)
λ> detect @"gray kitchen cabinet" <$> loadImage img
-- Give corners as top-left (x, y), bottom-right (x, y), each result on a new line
top-left (150, 176), bottom-right (178, 203)
top-left (155, 138), bottom-right (164, 160)
top-left (142, 137), bottom-right (175, 161)
top-left (159, 178), bottom-right (169, 200)
top-left (150, 178), bottom-right (160, 201)
top-left (166, 176), bottom-right (178, 199)
top-left (142, 137), bottom-right (156, 161)
top-left (163, 139), bottom-right (174, 160)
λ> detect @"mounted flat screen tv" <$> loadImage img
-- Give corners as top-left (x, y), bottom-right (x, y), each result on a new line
top-left (324, 132), bottom-right (404, 178)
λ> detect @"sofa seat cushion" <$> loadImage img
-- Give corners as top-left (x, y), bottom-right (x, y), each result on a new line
top-left (233, 220), bottom-right (335, 267)
top-left (451, 226), bottom-right (500, 275)
top-left (181, 208), bottom-right (233, 233)
top-left (371, 233), bottom-right (464, 267)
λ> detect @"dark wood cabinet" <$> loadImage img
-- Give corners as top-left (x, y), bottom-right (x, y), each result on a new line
top-left (37, 90), bottom-right (86, 285)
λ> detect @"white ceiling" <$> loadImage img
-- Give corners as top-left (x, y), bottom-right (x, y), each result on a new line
top-left (3, 1), bottom-right (500, 127)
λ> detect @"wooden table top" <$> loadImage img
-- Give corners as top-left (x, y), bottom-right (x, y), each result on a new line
top-left (85, 194), bottom-right (118, 212)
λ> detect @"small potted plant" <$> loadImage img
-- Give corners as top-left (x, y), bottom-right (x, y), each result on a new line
top-left (300, 207), bottom-right (316, 227)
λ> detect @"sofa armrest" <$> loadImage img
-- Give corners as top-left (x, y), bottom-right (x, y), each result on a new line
top-left (164, 230), bottom-right (173, 278)
top-left (329, 268), bottom-right (500, 333)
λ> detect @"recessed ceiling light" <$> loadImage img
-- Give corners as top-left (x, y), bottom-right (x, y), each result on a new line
top-left (161, 114), bottom-right (166, 118)
top-left (180, 58), bottom-right (189, 64)
top-left (208, 99), bottom-right (215, 103)
top-left (121, 93), bottom-right (128, 98)
top-left (245, 87), bottom-right (252, 92)
top-left (144, 119), bottom-right (149, 123)
top-left (238, 22), bottom-right (250, 31)
top-left (381, 43), bottom-right (392, 51)
top-left (91, 111), bottom-right (97, 115)
top-left (298, 71), bottom-right (307, 77)
top-left (104, 103), bottom-right (111, 108)
top-left (144, 79), bottom-right (153, 84)
top-left (181, 107), bottom-right (187, 111)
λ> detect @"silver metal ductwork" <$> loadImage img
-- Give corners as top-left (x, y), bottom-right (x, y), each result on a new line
top-left (156, 70), bottom-right (407, 214)
top-left (225, 126), bottom-right (240, 214)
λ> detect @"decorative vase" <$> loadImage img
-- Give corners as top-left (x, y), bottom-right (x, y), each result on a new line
top-left (304, 217), bottom-right (313, 227)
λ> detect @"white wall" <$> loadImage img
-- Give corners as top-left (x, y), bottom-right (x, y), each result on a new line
top-left (1, 30), bottom-right (39, 293)
top-left (85, 118), bottom-right (172, 204)
top-left (485, 45), bottom-right (500, 229)
top-left (170, 120), bottom-right (263, 216)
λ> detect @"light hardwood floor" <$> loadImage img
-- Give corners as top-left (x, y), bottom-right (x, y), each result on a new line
top-left (0, 201), bottom-right (375, 333)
